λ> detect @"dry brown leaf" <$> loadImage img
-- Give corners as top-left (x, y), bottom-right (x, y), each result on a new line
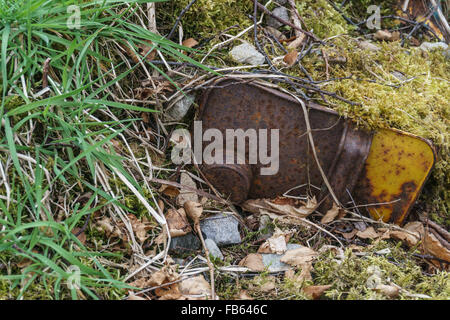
top-left (303, 285), bottom-right (332, 299)
top-left (159, 184), bottom-right (180, 198)
top-left (71, 227), bottom-right (86, 245)
top-left (356, 226), bottom-right (379, 239)
top-left (374, 284), bottom-right (399, 298)
top-left (374, 30), bottom-right (393, 41)
top-left (239, 253), bottom-right (265, 272)
top-left (265, 196), bottom-right (317, 218)
top-left (95, 217), bottom-right (115, 234)
top-left (348, 244), bottom-right (365, 252)
top-left (340, 229), bottom-right (358, 240)
top-left (155, 283), bottom-right (181, 299)
top-left (176, 173), bottom-right (199, 206)
top-left (179, 275), bottom-right (212, 299)
top-left (128, 277), bottom-right (149, 289)
top-left (257, 228), bottom-right (292, 254)
top-left (280, 246), bottom-right (317, 267)
top-left (388, 228), bottom-right (421, 247)
top-left (260, 276), bottom-right (276, 293)
top-left (242, 196), bottom-right (317, 218)
top-left (237, 290), bottom-right (253, 300)
top-left (165, 208), bottom-right (192, 238)
top-left (285, 263), bottom-right (313, 283)
top-left (283, 50), bottom-right (298, 66)
top-left (127, 293), bottom-right (147, 300)
top-left (423, 228), bottom-right (450, 263)
top-left (320, 202), bottom-right (342, 224)
top-left (148, 270), bottom-right (167, 287)
top-left (287, 33), bottom-right (306, 49)
top-left (138, 40), bottom-right (156, 61)
top-left (382, 222), bottom-right (450, 263)
top-left (268, 234), bottom-right (287, 254)
top-left (257, 241), bottom-right (272, 254)
top-left (184, 201), bottom-right (203, 225)
top-left (182, 38), bottom-right (199, 48)
top-left (127, 214), bottom-right (151, 243)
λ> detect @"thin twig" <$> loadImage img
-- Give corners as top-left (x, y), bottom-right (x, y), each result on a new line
top-left (167, 0), bottom-right (198, 40)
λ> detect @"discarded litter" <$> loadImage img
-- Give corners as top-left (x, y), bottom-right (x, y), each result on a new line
top-left (196, 79), bottom-right (436, 225)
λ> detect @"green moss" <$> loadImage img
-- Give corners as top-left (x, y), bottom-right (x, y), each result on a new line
top-left (296, 37), bottom-right (449, 223)
top-left (313, 241), bottom-right (450, 299)
top-left (295, 0), bottom-right (354, 38)
top-left (157, 0), bottom-right (253, 39)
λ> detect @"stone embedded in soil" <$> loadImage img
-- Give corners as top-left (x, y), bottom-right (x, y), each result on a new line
top-left (230, 42), bottom-right (265, 66)
top-left (169, 233), bottom-right (201, 252)
top-left (166, 94), bottom-right (195, 121)
top-left (204, 238), bottom-right (224, 260)
top-left (257, 215), bottom-right (274, 241)
top-left (261, 244), bottom-right (302, 272)
top-left (419, 41), bottom-right (448, 52)
top-left (267, 6), bottom-right (289, 29)
top-left (357, 40), bottom-right (380, 52)
top-left (200, 213), bottom-right (242, 246)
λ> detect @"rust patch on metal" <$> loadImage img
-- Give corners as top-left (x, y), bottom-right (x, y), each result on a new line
top-left (195, 79), bottom-right (436, 225)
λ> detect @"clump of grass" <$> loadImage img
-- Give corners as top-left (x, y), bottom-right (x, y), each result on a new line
top-left (0, 0), bottom-right (211, 299)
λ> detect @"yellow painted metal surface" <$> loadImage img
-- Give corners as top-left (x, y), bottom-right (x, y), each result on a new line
top-left (354, 129), bottom-right (436, 224)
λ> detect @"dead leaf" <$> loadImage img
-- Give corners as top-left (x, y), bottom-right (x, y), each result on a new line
top-left (285, 263), bottom-right (313, 283)
top-left (260, 276), bottom-right (276, 292)
top-left (374, 30), bottom-right (393, 41)
top-left (320, 202), bottom-right (342, 224)
top-left (165, 208), bottom-right (192, 238)
top-left (423, 227), bottom-right (450, 263)
top-left (239, 253), bottom-right (265, 272)
top-left (127, 214), bottom-right (151, 243)
top-left (257, 241), bottom-right (272, 254)
top-left (71, 227), bottom-right (86, 245)
top-left (374, 284), bottom-right (399, 298)
top-left (155, 283), bottom-right (181, 299)
top-left (258, 228), bottom-right (290, 254)
top-left (182, 38), bottom-right (198, 48)
top-left (283, 50), bottom-right (298, 66)
top-left (176, 173), bottom-right (199, 206)
top-left (159, 184), bottom-right (180, 198)
top-left (184, 201), bottom-right (203, 225)
top-left (265, 196), bottom-right (317, 218)
top-left (129, 277), bottom-right (149, 289)
top-left (356, 226), bottom-right (379, 239)
top-left (383, 222), bottom-right (450, 264)
top-left (237, 290), bottom-right (253, 300)
top-left (391, 31), bottom-right (400, 41)
top-left (303, 285), bottom-right (332, 299)
top-left (287, 33), bottom-right (306, 49)
top-left (339, 229), bottom-right (358, 240)
top-left (280, 246), bottom-right (317, 267)
top-left (127, 293), bottom-right (147, 300)
top-left (96, 217), bottom-right (115, 234)
top-left (179, 275), bottom-right (212, 299)
top-left (148, 270), bottom-right (167, 287)
top-left (388, 225), bottom-right (421, 247)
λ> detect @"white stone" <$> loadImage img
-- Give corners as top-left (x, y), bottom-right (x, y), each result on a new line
top-left (167, 94), bottom-right (195, 121)
top-left (419, 41), bottom-right (448, 51)
top-left (230, 43), bottom-right (265, 66)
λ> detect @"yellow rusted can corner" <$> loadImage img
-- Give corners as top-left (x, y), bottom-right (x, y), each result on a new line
top-left (354, 128), bottom-right (436, 225)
